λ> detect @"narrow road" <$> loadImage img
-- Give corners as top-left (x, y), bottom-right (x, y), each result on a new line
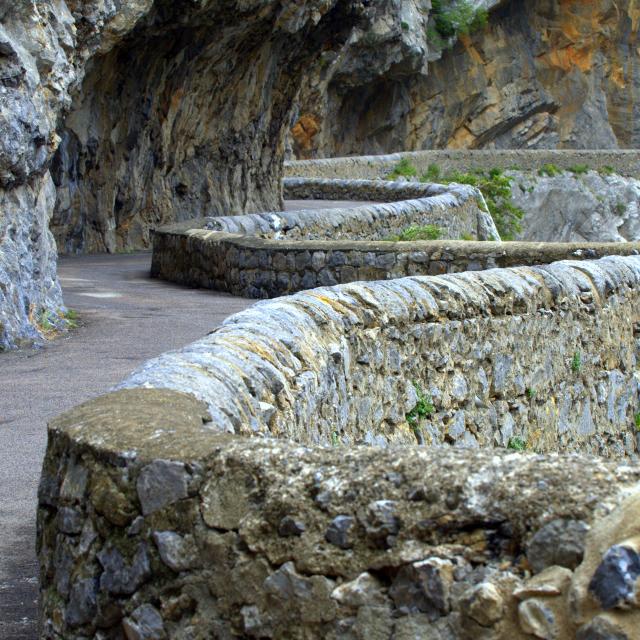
top-left (0, 200), bottom-right (362, 639)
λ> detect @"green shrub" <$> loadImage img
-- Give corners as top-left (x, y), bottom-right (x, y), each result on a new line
top-left (421, 163), bottom-right (441, 182)
top-left (429, 0), bottom-right (488, 44)
top-left (37, 310), bottom-right (56, 332)
top-left (384, 160), bottom-right (524, 240)
top-left (444, 168), bottom-right (524, 240)
top-left (460, 232), bottom-right (475, 241)
top-left (569, 164), bottom-right (590, 175)
top-left (599, 165), bottom-right (616, 176)
top-left (388, 158), bottom-right (418, 180)
top-left (538, 163), bottom-right (562, 177)
top-left (634, 413), bottom-right (640, 432)
top-left (63, 308), bottom-right (80, 329)
top-left (385, 224), bottom-right (443, 241)
top-left (615, 201), bottom-right (627, 215)
top-left (401, 20), bottom-right (410, 31)
top-left (507, 436), bottom-right (527, 451)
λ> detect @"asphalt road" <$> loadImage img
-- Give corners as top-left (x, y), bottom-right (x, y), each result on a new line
top-left (0, 200), bottom-right (365, 638)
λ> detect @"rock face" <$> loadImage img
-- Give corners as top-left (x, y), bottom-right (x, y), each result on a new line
top-left (292, 0), bottom-right (640, 158)
top-left (0, 0), bottom-right (379, 347)
top-left (512, 170), bottom-right (640, 243)
top-left (49, 2), bottom-right (377, 254)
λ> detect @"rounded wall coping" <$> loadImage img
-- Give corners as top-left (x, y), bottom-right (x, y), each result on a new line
top-left (118, 254), bottom-right (640, 440)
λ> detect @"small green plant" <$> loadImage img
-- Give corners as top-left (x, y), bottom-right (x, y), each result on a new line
top-left (460, 232), bottom-right (475, 241)
top-left (568, 164), bottom-right (590, 175)
top-left (614, 201), bottom-right (627, 216)
top-left (401, 20), bottom-right (410, 31)
top-left (526, 388), bottom-right (537, 400)
top-left (385, 224), bottom-right (443, 241)
top-left (508, 436), bottom-right (527, 451)
top-left (63, 308), bottom-right (80, 329)
top-left (599, 165), bottom-right (616, 176)
top-left (421, 163), bottom-right (441, 182)
top-left (406, 382), bottom-right (435, 435)
top-left (571, 351), bottom-right (582, 373)
top-left (38, 310), bottom-right (56, 332)
top-left (426, 26), bottom-right (448, 50)
top-left (634, 413), bottom-right (640, 431)
top-left (538, 163), bottom-right (562, 177)
top-left (388, 158), bottom-right (418, 180)
top-left (318, 54), bottom-right (332, 69)
top-left (331, 431), bottom-right (340, 447)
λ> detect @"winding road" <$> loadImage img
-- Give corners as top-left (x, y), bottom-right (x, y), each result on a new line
top-left (0, 201), bottom-right (359, 639)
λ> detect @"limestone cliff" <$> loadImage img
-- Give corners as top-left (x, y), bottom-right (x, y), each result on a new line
top-left (291, 0), bottom-right (640, 158)
top-left (0, 0), bottom-right (384, 348)
top-left (511, 169), bottom-right (640, 243)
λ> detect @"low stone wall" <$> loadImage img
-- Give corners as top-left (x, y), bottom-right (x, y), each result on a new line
top-left (284, 150), bottom-right (640, 180)
top-left (152, 222), bottom-right (640, 298)
top-left (205, 180), bottom-right (497, 242)
top-left (39, 256), bottom-right (640, 638)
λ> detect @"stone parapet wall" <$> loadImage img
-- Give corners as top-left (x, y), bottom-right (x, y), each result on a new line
top-left (38, 255), bottom-right (640, 639)
top-left (202, 181), bottom-right (497, 242)
top-left (152, 225), bottom-right (640, 299)
top-left (285, 150), bottom-right (640, 180)
top-left (133, 256), bottom-right (640, 456)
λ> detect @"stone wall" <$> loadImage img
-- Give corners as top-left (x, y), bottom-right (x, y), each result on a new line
top-left (285, 150), bottom-right (640, 180)
top-left (152, 225), bottom-right (640, 299)
top-left (38, 255), bottom-right (640, 638)
top-left (201, 180), bottom-right (496, 241)
top-left (151, 177), bottom-right (640, 298)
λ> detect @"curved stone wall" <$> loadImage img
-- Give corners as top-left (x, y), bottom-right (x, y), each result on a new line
top-left (39, 255), bottom-right (640, 638)
top-left (210, 179), bottom-right (497, 241)
top-left (151, 225), bottom-right (640, 299)
top-left (151, 177), bottom-right (640, 299)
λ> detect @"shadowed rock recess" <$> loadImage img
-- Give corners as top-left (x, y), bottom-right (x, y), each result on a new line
top-left (40, 255), bottom-right (640, 638)
top-left (0, 0), bottom-right (376, 349)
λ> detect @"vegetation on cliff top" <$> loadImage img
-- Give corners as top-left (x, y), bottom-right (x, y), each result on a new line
top-left (427, 0), bottom-right (489, 49)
